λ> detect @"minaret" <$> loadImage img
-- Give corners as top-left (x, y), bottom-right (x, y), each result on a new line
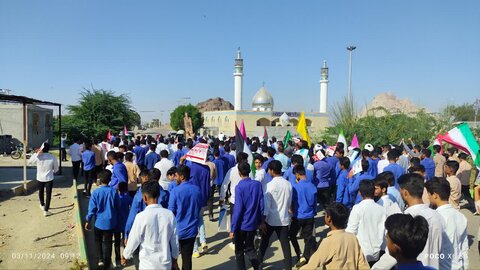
top-left (319, 60), bottom-right (329, 113)
top-left (234, 47), bottom-right (243, 111)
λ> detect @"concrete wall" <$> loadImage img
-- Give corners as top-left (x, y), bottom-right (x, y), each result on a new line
top-left (0, 104), bottom-right (53, 149)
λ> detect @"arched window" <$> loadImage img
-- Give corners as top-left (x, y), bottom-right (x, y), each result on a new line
top-left (306, 119), bottom-right (312, 127)
top-left (256, 118), bottom-right (271, 126)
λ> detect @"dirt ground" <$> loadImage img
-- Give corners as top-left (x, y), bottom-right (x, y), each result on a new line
top-left (0, 168), bottom-right (80, 270)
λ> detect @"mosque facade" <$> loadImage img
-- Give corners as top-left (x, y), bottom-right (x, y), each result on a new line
top-left (201, 49), bottom-right (329, 137)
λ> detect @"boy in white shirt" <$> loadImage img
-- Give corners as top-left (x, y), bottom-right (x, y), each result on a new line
top-left (425, 177), bottom-right (468, 269)
top-left (123, 181), bottom-right (179, 270)
top-left (374, 177), bottom-right (402, 216)
top-left (346, 180), bottom-right (386, 266)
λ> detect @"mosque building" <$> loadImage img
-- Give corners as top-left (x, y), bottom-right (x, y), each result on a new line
top-left (201, 48), bottom-right (329, 137)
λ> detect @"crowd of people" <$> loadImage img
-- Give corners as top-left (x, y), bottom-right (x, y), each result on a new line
top-left (29, 132), bottom-right (480, 270)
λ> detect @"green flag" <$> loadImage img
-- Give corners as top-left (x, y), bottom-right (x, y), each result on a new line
top-left (283, 130), bottom-right (292, 146)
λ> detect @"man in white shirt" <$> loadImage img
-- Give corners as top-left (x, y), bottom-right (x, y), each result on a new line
top-left (346, 180), bottom-right (386, 266)
top-left (123, 181), bottom-right (179, 270)
top-left (426, 178), bottom-right (469, 270)
top-left (259, 160), bottom-right (293, 270)
top-left (220, 153), bottom-right (248, 206)
top-left (374, 177), bottom-right (402, 216)
top-left (154, 150), bottom-right (175, 190)
top-left (69, 138), bottom-right (83, 181)
top-left (155, 138), bottom-right (169, 155)
top-left (28, 143), bottom-right (59, 217)
top-left (372, 173), bottom-right (446, 270)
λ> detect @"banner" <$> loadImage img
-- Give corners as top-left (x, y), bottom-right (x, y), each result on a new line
top-left (185, 143), bottom-right (209, 165)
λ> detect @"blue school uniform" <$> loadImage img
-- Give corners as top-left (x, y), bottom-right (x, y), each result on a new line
top-left (168, 181), bottom-right (201, 240)
top-left (86, 185), bottom-right (120, 230)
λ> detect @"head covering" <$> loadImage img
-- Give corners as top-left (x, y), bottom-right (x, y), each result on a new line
top-left (364, 143), bottom-right (374, 152)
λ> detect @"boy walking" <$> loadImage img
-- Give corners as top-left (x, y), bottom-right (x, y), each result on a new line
top-left (123, 181), bottom-right (180, 270)
top-left (168, 165), bottom-right (201, 270)
top-left (230, 162), bottom-right (264, 270)
top-left (259, 160), bottom-right (293, 270)
top-left (85, 170), bottom-right (120, 269)
top-left (289, 165), bottom-right (317, 268)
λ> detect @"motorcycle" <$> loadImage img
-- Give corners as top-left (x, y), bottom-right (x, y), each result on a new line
top-left (10, 142), bottom-right (32, 159)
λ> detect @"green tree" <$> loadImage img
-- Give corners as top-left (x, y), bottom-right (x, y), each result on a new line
top-left (443, 103), bottom-right (476, 122)
top-left (317, 96), bottom-right (447, 147)
top-left (64, 88), bottom-right (140, 140)
top-left (170, 104), bottom-right (203, 132)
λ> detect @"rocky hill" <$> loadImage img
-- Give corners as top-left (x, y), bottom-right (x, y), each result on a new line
top-left (359, 92), bottom-right (426, 117)
top-left (196, 97), bottom-right (234, 112)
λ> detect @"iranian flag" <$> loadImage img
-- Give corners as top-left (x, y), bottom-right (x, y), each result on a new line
top-left (437, 123), bottom-right (480, 167)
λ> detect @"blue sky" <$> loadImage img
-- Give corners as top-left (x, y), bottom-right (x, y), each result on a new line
top-left (1, 1), bottom-right (479, 123)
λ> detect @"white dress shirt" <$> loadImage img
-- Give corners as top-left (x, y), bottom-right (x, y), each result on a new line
top-left (264, 176), bottom-right (292, 226)
top-left (123, 204), bottom-right (179, 270)
top-left (220, 165), bottom-right (242, 204)
top-left (436, 204), bottom-right (469, 270)
top-left (155, 143), bottom-right (169, 155)
top-left (254, 168), bottom-right (267, 193)
top-left (154, 158), bottom-right (175, 190)
top-left (377, 159), bottom-right (389, 174)
top-left (372, 203), bottom-right (445, 270)
top-left (28, 153), bottom-right (59, 182)
top-left (68, 143), bottom-right (82, 162)
top-left (377, 195), bottom-right (402, 217)
top-left (346, 199), bottom-right (386, 262)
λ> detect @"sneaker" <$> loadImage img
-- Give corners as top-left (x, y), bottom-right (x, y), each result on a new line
top-left (295, 257), bottom-right (307, 268)
top-left (98, 260), bottom-right (104, 268)
top-left (192, 252), bottom-right (201, 258)
top-left (228, 243), bottom-right (235, 251)
top-left (39, 205), bottom-right (44, 211)
top-left (201, 243), bottom-right (208, 253)
top-left (44, 211), bottom-right (52, 217)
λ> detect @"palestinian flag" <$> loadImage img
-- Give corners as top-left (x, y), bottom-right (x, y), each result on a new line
top-left (437, 123), bottom-right (480, 167)
top-left (235, 122), bottom-right (253, 166)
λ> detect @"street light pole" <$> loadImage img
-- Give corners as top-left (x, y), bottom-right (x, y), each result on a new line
top-left (347, 45), bottom-right (356, 103)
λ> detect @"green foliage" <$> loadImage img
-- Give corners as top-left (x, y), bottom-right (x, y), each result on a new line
top-left (442, 103), bottom-right (476, 122)
top-left (317, 97), bottom-right (454, 147)
top-left (170, 104), bottom-right (203, 132)
top-left (60, 88), bottom-right (140, 141)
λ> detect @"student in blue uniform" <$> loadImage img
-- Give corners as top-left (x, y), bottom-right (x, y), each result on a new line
top-left (144, 144), bottom-right (160, 170)
top-left (210, 149), bottom-right (226, 220)
top-left (349, 159), bottom-right (374, 205)
top-left (335, 157), bottom-right (351, 208)
top-left (85, 170), bottom-right (120, 270)
top-left (115, 182), bottom-right (132, 267)
top-left (168, 165), bottom-right (201, 270)
top-left (133, 140), bottom-right (147, 170)
top-left (313, 150), bottom-right (333, 210)
top-left (107, 151), bottom-right (128, 190)
top-left (82, 141), bottom-right (96, 197)
top-left (289, 165), bottom-right (317, 268)
top-left (284, 155), bottom-right (305, 186)
top-left (230, 162), bottom-right (264, 270)
top-left (383, 149), bottom-right (405, 187)
top-left (173, 143), bottom-right (184, 167)
top-left (420, 149), bottom-right (435, 181)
